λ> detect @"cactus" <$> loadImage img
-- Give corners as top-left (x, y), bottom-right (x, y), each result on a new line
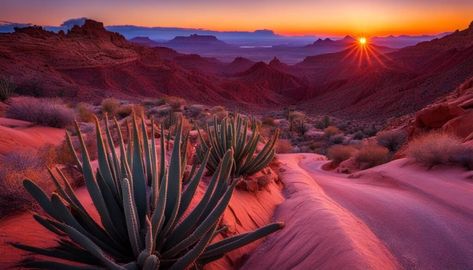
top-left (0, 77), bottom-right (15, 101)
top-left (196, 114), bottom-right (279, 177)
top-left (13, 114), bottom-right (283, 269)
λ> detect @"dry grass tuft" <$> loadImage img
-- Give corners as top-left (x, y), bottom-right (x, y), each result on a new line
top-left (328, 145), bottom-right (357, 165)
top-left (355, 144), bottom-right (390, 169)
top-left (276, 139), bottom-right (294, 153)
top-left (407, 132), bottom-right (473, 169)
top-left (101, 98), bottom-right (120, 116)
top-left (377, 130), bottom-right (407, 152)
top-left (6, 97), bottom-right (74, 127)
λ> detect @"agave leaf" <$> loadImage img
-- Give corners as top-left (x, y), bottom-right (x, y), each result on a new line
top-left (23, 180), bottom-right (59, 220)
top-left (160, 120), bottom-right (183, 236)
top-left (168, 224), bottom-right (217, 270)
top-left (163, 151), bottom-right (231, 248)
top-left (200, 222), bottom-right (284, 260)
top-left (178, 150), bottom-right (210, 218)
top-left (53, 222), bottom-right (125, 270)
top-left (163, 178), bottom-right (238, 257)
top-left (94, 117), bottom-right (117, 196)
top-left (65, 131), bottom-right (83, 171)
top-left (18, 259), bottom-right (103, 270)
top-left (13, 243), bottom-right (100, 266)
top-left (74, 121), bottom-right (121, 239)
top-left (121, 178), bottom-right (143, 257)
top-left (131, 115), bottom-right (148, 224)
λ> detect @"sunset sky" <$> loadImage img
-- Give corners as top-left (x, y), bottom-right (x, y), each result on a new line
top-left (1, 0), bottom-right (472, 36)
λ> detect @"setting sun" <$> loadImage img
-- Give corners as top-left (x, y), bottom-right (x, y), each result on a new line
top-left (359, 37), bottom-right (367, 45)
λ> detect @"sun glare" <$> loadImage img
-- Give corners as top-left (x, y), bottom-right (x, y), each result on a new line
top-left (359, 37), bottom-right (367, 45)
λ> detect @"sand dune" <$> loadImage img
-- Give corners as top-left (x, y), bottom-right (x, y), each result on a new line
top-left (243, 154), bottom-right (473, 269)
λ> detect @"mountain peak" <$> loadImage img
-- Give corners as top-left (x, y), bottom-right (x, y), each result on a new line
top-left (342, 35), bottom-right (355, 42)
top-left (13, 25), bottom-right (55, 38)
top-left (67, 19), bottom-right (126, 42)
top-left (168, 34), bottom-right (226, 45)
top-left (269, 57), bottom-right (282, 66)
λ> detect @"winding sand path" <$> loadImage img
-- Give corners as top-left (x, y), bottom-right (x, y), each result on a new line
top-left (243, 154), bottom-right (473, 270)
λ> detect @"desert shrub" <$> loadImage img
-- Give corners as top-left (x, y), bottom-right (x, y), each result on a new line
top-left (101, 97), bottom-right (120, 116)
top-left (309, 141), bottom-right (323, 151)
top-left (15, 115), bottom-right (283, 269)
top-left (162, 111), bottom-right (180, 130)
top-left (407, 133), bottom-right (472, 169)
top-left (355, 145), bottom-right (390, 169)
top-left (363, 124), bottom-right (378, 137)
top-left (209, 105), bottom-right (228, 120)
top-left (37, 144), bottom-right (59, 167)
top-left (142, 98), bottom-right (166, 107)
top-left (353, 130), bottom-right (365, 140)
top-left (328, 145), bottom-right (357, 165)
top-left (55, 138), bottom-right (77, 166)
top-left (196, 114), bottom-right (279, 177)
top-left (6, 97), bottom-right (74, 127)
top-left (324, 126), bottom-right (341, 138)
top-left (0, 77), bottom-right (15, 101)
top-left (276, 139), bottom-right (294, 153)
top-left (262, 116), bottom-right (277, 127)
top-left (329, 134), bottom-right (345, 145)
top-left (0, 151), bottom-right (50, 217)
top-left (315, 115), bottom-right (331, 129)
top-left (377, 130), bottom-right (407, 152)
top-left (288, 111), bottom-right (305, 131)
top-left (186, 104), bottom-right (206, 117)
top-left (150, 104), bottom-right (173, 118)
top-left (116, 104), bottom-right (145, 118)
top-left (165, 96), bottom-right (186, 111)
top-left (288, 111), bottom-right (304, 121)
top-left (76, 102), bottom-right (95, 122)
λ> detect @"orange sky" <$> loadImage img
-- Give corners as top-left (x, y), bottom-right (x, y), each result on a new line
top-left (1, 0), bottom-right (473, 36)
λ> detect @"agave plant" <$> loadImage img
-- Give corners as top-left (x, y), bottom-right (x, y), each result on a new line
top-left (196, 114), bottom-right (279, 177)
top-left (14, 114), bottom-right (283, 269)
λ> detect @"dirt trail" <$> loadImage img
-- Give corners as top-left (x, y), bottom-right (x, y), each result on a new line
top-left (243, 154), bottom-right (473, 270)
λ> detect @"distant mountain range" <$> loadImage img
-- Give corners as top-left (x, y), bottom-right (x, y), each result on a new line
top-left (131, 33), bottom-right (395, 63)
top-left (1, 19), bottom-right (472, 122)
top-left (1, 18), bottom-right (448, 48)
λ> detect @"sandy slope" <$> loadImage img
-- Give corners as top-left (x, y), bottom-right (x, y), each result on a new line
top-left (243, 154), bottom-right (473, 269)
top-left (2, 151), bottom-right (473, 269)
top-left (0, 117), bottom-right (65, 156)
top-left (0, 169), bottom-right (283, 269)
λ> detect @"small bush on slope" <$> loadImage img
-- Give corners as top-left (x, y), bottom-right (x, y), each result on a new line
top-left (13, 115), bottom-right (283, 269)
top-left (355, 145), bottom-right (390, 169)
top-left (328, 145), bottom-right (357, 165)
top-left (0, 151), bottom-right (50, 217)
top-left (324, 126), bottom-right (341, 138)
top-left (407, 132), bottom-right (473, 170)
top-left (6, 97), bottom-right (74, 128)
top-left (377, 130), bottom-right (408, 152)
top-left (76, 102), bottom-right (95, 122)
top-left (101, 97), bottom-right (120, 116)
top-left (276, 139), bottom-right (294, 153)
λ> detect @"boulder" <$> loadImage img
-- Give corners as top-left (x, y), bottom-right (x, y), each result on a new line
top-left (415, 103), bottom-right (464, 129)
top-left (443, 110), bottom-right (473, 139)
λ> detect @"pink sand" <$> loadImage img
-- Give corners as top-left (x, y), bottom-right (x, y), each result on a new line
top-left (243, 154), bottom-right (473, 269)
